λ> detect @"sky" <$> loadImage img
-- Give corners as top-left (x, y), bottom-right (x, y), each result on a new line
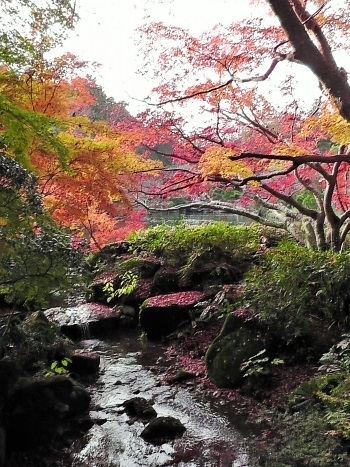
top-left (58, 0), bottom-right (267, 113)
top-left (57, 0), bottom-right (347, 117)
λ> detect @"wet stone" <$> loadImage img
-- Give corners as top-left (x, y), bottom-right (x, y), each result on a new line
top-left (140, 416), bottom-right (186, 445)
top-left (122, 397), bottom-right (157, 419)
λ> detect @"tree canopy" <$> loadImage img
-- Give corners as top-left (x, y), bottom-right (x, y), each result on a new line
top-left (0, 0), bottom-right (163, 307)
top-left (135, 0), bottom-right (350, 251)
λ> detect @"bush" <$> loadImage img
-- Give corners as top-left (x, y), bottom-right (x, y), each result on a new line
top-left (259, 407), bottom-right (349, 466)
top-left (128, 222), bottom-right (267, 286)
top-left (241, 240), bottom-right (350, 352)
top-left (128, 221), bottom-right (261, 256)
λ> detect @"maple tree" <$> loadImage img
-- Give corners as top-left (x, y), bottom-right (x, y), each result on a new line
top-left (0, 0), bottom-right (85, 307)
top-left (136, 0), bottom-right (350, 251)
top-left (4, 62), bottom-right (161, 250)
top-left (1, 1), bottom-right (160, 251)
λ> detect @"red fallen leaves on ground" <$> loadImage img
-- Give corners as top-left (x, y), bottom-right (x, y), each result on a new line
top-left (145, 291), bottom-right (210, 308)
top-left (153, 315), bottom-right (318, 420)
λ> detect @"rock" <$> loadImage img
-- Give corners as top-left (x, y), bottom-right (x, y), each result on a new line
top-left (18, 311), bottom-right (68, 372)
top-left (71, 351), bottom-right (100, 376)
top-left (45, 303), bottom-right (121, 339)
top-left (119, 257), bottom-right (160, 280)
top-left (4, 375), bottom-right (90, 451)
top-left (87, 255), bottom-right (160, 306)
top-left (0, 427), bottom-right (5, 467)
top-left (205, 312), bottom-right (264, 388)
top-left (86, 241), bottom-right (131, 270)
top-left (24, 309), bottom-right (50, 325)
top-left (113, 304), bottom-right (139, 327)
top-left (151, 266), bottom-right (180, 295)
top-left (169, 369), bottom-right (196, 383)
top-left (0, 358), bottom-right (21, 409)
top-left (123, 397), bottom-right (157, 419)
top-left (139, 291), bottom-right (211, 340)
top-left (140, 416), bottom-right (186, 444)
top-left (87, 271), bottom-right (121, 304)
top-left (125, 278), bottom-right (153, 306)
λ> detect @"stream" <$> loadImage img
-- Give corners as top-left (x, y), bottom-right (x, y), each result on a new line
top-left (70, 328), bottom-right (259, 467)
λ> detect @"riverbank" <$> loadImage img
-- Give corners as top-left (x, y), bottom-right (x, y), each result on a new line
top-left (149, 315), bottom-right (350, 466)
top-left (4, 312), bottom-right (350, 467)
top-left (158, 315), bottom-right (316, 415)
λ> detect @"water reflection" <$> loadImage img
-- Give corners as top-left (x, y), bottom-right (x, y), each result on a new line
top-left (146, 210), bottom-right (249, 226)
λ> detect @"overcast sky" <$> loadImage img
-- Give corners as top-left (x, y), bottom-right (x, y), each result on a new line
top-left (58, 0), bottom-right (350, 118)
top-left (58, 0), bottom-right (262, 112)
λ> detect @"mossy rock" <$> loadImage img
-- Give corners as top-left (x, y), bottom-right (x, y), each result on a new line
top-left (119, 256), bottom-right (160, 279)
top-left (4, 375), bottom-right (90, 450)
top-left (152, 266), bottom-right (180, 295)
top-left (205, 313), bottom-right (264, 388)
top-left (86, 241), bottom-right (131, 270)
top-left (22, 311), bottom-right (65, 347)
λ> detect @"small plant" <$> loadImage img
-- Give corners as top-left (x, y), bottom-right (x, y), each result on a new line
top-left (103, 270), bottom-right (138, 303)
top-left (319, 334), bottom-right (350, 374)
top-left (241, 349), bottom-right (284, 378)
top-left (46, 357), bottom-right (72, 376)
top-left (240, 349), bottom-right (284, 397)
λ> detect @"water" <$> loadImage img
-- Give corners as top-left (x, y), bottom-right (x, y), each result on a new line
top-left (71, 329), bottom-right (258, 467)
top-left (79, 322), bottom-right (91, 339)
top-left (146, 211), bottom-right (249, 226)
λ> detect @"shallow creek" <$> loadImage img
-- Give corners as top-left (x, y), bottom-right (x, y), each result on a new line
top-left (70, 328), bottom-right (259, 467)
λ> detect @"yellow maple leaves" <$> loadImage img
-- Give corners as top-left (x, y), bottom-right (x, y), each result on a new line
top-left (302, 110), bottom-right (350, 148)
top-left (199, 146), bottom-right (254, 179)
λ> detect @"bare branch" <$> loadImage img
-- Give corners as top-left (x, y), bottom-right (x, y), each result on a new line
top-left (236, 55), bottom-right (286, 83)
top-left (261, 182), bottom-right (318, 219)
top-left (155, 78), bottom-right (234, 106)
top-left (136, 199), bottom-right (286, 229)
top-left (231, 152), bottom-right (350, 165)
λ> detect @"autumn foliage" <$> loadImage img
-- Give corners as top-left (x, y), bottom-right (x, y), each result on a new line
top-left (134, 0), bottom-right (350, 251)
top-left (0, 52), bottom-right (162, 250)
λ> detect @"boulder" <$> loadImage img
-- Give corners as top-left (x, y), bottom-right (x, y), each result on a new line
top-left (87, 256), bottom-right (160, 306)
top-left (151, 266), bottom-right (180, 295)
top-left (140, 416), bottom-right (186, 444)
top-left (0, 358), bottom-right (21, 409)
top-left (0, 427), bottom-right (5, 467)
top-left (123, 397), bottom-right (157, 419)
top-left (87, 271), bottom-right (121, 304)
top-left (14, 311), bottom-right (68, 373)
top-left (139, 291), bottom-right (210, 340)
top-left (112, 304), bottom-right (139, 327)
top-left (4, 375), bottom-right (91, 451)
top-left (124, 278), bottom-right (153, 306)
top-left (86, 241), bottom-right (131, 270)
top-left (205, 312), bottom-right (264, 388)
top-left (71, 350), bottom-right (100, 376)
top-left (45, 303), bottom-right (121, 339)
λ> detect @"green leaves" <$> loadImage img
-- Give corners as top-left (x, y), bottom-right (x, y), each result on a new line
top-left (103, 270), bottom-right (138, 302)
top-left (0, 94), bottom-right (69, 167)
top-left (46, 357), bottom-right (72, 376)
top-left (0, 0), bottom-right (78, 69)
top-left (0, 154), bottom-right (84, 308)
top-left (319, 334), bottom-right (350, 374)
top-left (242, 241), bottom-right (350, 349)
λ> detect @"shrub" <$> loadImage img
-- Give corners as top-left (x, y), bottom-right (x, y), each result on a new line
top-left (128, 221), bottom-right (262, 258)
top-left (241, 240), bottom-right (350, 351)
top-left (259, 407), bottom-right (349, 466)
top-left (128, 222), bottom-right (267, 286)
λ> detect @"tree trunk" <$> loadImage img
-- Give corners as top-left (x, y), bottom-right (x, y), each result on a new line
top-left (267, 0), bottom-right (350, 122)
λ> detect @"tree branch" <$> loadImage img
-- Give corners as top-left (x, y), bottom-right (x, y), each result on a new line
top-left (136, 199), bottom-right (286, 229)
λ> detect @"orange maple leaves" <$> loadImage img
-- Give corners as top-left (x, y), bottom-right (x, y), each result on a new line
top-left (1, 54), bottom-right (161, 250)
